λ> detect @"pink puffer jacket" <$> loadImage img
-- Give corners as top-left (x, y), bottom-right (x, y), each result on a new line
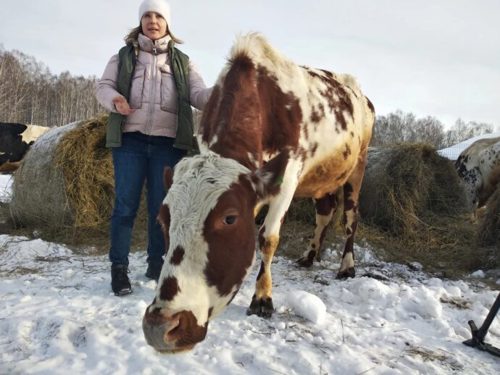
top-left (96, 33), bottom-right (211, 138)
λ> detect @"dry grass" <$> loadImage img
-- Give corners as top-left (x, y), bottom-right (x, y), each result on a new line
top-left (54, 115), bottom-right (114, 228)
top-left (360, 144), bottom-right (466, 236)
top-left (478, 184), bottom-right (500, 247)
top-left (278, 212), bottom-right (498, 280)
top-left (278, 144), bottom-right (499, 278)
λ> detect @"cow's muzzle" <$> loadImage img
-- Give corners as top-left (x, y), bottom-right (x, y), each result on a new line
top-left (142, 307), bottom-right (208, 353)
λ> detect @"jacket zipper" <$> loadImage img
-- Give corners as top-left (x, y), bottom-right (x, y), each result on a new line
top-left (146, 46), bottom-right (158, 135)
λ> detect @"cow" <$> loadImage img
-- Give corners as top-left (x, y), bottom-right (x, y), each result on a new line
top-left (142, 33), bottom-right (375, 352)
top-left (455, 136), bottom-right (500, 214)
top-left (0, 122), bottom-right (50, 173)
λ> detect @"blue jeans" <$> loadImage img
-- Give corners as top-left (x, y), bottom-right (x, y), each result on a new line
top-left (109, 132), bottom-right (186, 266)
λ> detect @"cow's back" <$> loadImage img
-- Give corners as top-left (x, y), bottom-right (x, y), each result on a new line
top-left (199, 33), bottom-right (375, 199)
top-left (291, 68), bottom-right (375, 198)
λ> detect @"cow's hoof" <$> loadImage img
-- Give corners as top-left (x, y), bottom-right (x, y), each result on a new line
top-left (246, 295), bottom-right (274, 318)
top-left (297, 251), bottom-right (316, 268)
top-left (336, 267), bottom-right (355, 279)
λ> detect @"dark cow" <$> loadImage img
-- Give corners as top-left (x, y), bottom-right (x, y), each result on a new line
top-left (143, 33), bottom-right (375, 352)
top-left (0, 122), bottom-right (49, 173)
top-left (455, 136), bottom-right (500, 212)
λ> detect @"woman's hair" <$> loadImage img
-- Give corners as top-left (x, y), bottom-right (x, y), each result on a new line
top-left (124, 25), bottom-right (183, 45)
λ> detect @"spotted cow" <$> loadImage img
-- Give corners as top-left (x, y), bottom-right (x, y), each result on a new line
top-left (455, 136), bottom-right (500, 212)
top-left (143, 33), bottom-right (375, 352)
top-left (0, 122), bottom-right (50, 173)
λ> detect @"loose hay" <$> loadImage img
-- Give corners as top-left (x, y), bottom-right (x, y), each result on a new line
top-left (354, 143), bottom-right (493, 276)
top-left (360, 143), bottom-right (466, 236)
top-left (478, 184), bottom-right (500, 247)
top-left (279, 144), bottom-right (481, 275)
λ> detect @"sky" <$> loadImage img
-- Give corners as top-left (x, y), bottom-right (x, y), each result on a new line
top-left (1, 172), bottom-right (500, 374)
top-left (1, 0), bottom-right (500, 129)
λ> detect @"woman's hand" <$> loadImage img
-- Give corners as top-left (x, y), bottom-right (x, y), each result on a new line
top-left (112, 96), bottom-right (135, 115)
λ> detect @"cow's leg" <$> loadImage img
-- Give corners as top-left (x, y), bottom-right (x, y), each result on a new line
top-left (297, 193), bottom-right (338, 267)
top-left (247, 171), bottom-right (299, 318)
top-left (337, 151), bottom-right (368, 279)
top-left (253, 201), bottom-right (268, 225)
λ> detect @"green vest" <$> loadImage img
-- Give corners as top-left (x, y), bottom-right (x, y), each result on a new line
top-left (106, 41), bottom-right (197, 152)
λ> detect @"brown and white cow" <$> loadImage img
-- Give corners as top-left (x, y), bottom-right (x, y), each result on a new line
top-left (143, 33), bottom-right (375, 352)
top-left (455, 136), bottom-right (500, 212)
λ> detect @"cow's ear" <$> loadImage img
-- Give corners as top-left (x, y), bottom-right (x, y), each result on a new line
top-left (250, 150), bottom-right (289, 200)
top-left (12, 123), bottom-right (27, 134)
top-left (164, 167), bottom-right (173, 189)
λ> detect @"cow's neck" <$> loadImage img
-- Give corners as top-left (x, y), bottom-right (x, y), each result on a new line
top-left (202, 56), bottom-right (265, 170)
top-left (200, 55), bottom-right (302, 171)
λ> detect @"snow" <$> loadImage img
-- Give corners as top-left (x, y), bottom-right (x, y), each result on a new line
top-left (471, 270), bottom-right (487, 279)
top-left (1, 179), bottom-right (499, 374)
top-left (437, 132), bottom-right (500, 160)
top-left (0, 174), bottom-right (13, 203)
top-left (286, 290), bottom-right (327, 324)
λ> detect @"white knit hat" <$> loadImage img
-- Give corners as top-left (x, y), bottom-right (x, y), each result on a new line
top-left (138, 0), bottom-right (171, 26)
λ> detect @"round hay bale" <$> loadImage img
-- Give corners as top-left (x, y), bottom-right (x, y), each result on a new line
top-left (10, 121), bottom-right (82, 227)
top-left (359, 143), bottom-right (466, 237)
top-left (10, 115), bottom-right (145, 232)
top-left (478, 184), bottom-right (500, 247)
top-left (54, 115), bottom-right (114, 228)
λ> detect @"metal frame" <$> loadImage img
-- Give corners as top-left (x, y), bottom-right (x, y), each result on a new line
top-left (463, 291), bottom-right (500, 357)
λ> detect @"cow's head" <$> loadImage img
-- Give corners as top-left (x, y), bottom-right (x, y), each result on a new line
top-left (142, 151), bottom-right (288, 352)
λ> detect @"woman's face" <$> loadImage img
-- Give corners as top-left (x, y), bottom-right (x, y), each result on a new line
top-left (141, 11), bottom-right (168, 41)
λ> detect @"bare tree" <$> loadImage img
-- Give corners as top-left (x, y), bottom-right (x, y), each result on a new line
top-left (442, 118), bottom-right (494, 147)
top-left (372, 110), bottom-right (445, 147)
top-left (0, 47), bottom-right (104, 127)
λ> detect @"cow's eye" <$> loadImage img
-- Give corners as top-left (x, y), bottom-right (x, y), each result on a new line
top-left (223, 215), bottom-right (237, 225)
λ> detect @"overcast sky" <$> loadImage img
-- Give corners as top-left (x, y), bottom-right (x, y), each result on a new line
top-left (1, 0), bottom-right (499, 129)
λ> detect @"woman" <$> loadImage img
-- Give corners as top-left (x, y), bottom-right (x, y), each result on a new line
top-left (96, 0), bottom-right (211, 296)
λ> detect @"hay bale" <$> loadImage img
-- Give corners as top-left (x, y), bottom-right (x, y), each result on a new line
top-left (359, 143), bottom-right (466, 236)
top-left (10, 115), bottom-right (136, 230)
top-left (10, 121), bottom-right (82, 227)
top-left (478, 184), bottom-right (500, 247)
top-left (54, 115), bottom-right (114, 228)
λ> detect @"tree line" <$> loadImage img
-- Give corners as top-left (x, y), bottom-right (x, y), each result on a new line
top-left (372, 111), bottom-right (496, 149)
top-left (0, 46), bottom-right (101, 127)
top-left (0, 46), bottom-right (496, 148)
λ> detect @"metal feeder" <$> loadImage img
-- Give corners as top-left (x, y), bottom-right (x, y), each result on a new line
top-left (463, 291), bottom-right (500, 357)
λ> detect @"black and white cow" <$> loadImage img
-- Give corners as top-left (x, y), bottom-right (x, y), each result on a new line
top-left (0, 122), bottom-right (49, 173)
top-left (455, 136), bottom-right (500, 212)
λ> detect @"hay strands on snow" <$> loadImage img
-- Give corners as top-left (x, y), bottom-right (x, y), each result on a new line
top-left (463, 291), bottom-right (500, 357)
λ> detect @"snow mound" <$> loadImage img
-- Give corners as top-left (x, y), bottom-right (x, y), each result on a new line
top-left (286, 290), bottom-right (326, 324)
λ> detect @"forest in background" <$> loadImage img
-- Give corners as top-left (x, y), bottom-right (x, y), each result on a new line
top-left (0, 46), bottom-right (496, 148)
top-left (0, 47), bottom-right (101, 127)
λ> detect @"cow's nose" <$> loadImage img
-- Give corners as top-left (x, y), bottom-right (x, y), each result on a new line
top-left (143, 307), bottom-right (208, 353)
top-left (142, 307), bottom-right (181, 352)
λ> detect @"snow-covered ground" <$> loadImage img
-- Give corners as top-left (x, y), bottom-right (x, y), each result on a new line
top-left (437, 132), bottom-right (500, 160)
top-left (0, 174), bottom-right (13, 203)
top-left (0, 176), bottom-right (499, 374)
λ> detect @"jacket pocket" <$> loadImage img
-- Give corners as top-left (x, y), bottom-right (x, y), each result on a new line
top-left (129, 64), bottom-right (146, 109)
top-left (160, 66), bottom-right (178, 113)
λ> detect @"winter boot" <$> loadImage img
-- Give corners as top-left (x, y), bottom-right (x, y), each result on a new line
top-left (111, 264), bottom-right (132, 296)
top-left (145, 260), bottom-right (164, 282)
